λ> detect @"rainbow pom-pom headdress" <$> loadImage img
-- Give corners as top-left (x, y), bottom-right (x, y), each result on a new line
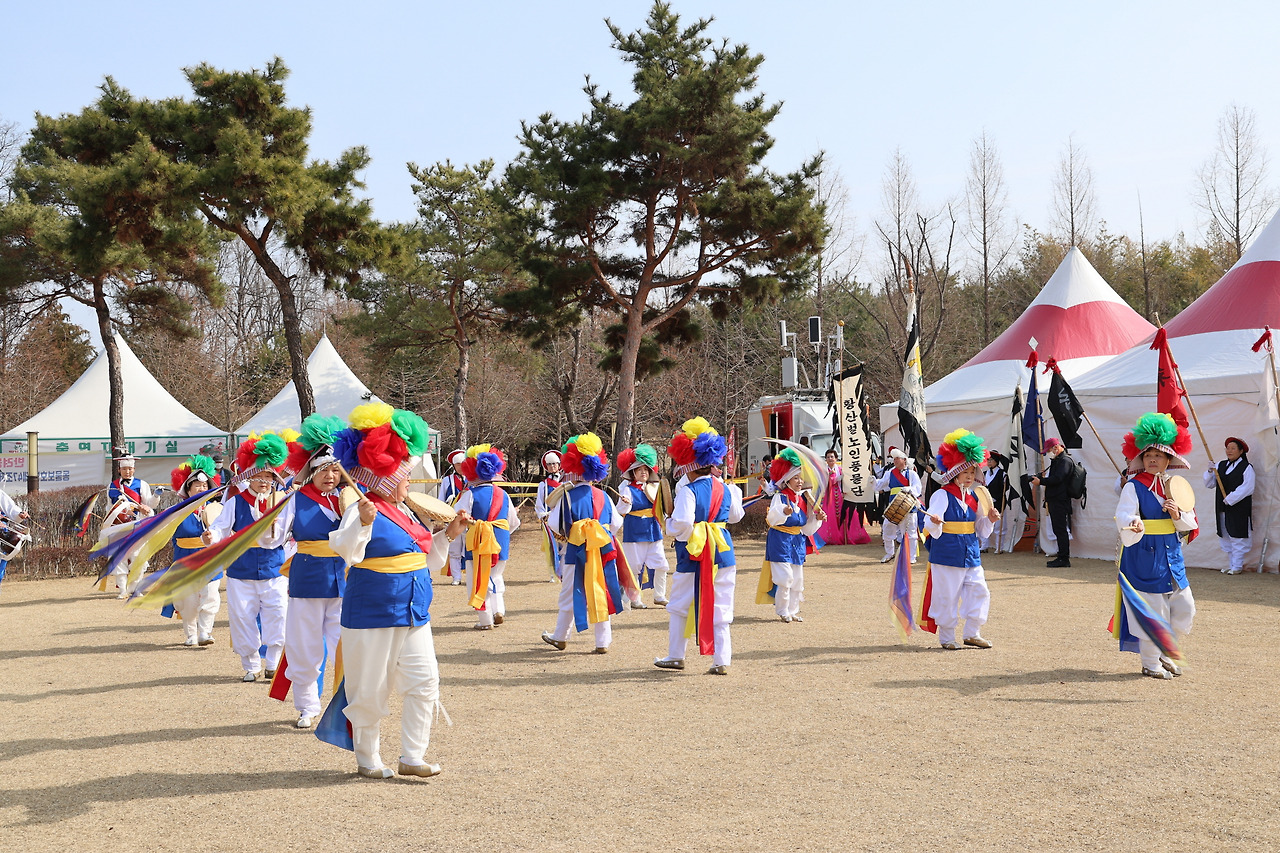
top-left (1121, 412), bottom-right (1192, 473)
top-left (458, 444), bottom-right (506, 482)
top-left (331, 403), bottom-right (432, 494)
top-left (667, 417), bottom-right (727, 477)
top-left (935, 429), bottom-right (988, 483)
top-left (560, 433), bottom-right (610, 482)
top-left (170, 454), bottom-right (220, 493)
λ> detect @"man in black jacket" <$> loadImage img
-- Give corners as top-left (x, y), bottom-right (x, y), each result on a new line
top-left (1031, 437), bottom-right (1073, 567)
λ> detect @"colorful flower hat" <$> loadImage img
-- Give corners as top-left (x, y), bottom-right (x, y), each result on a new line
top-left (1122, 412), bottom-right (1192, 474)
top-left (287, 413), bottom-right (346, 482)
top-left (170, 454), bottom-right (220, 493)
top-left (935, 429), bottom-right (989, 484)
top-left (617, 443), bottom-right (657, 479)
top-left (560, 433), bottom-right (610, 483)
top-left (458, 444), bottom-right (506, 483)
top-left (667, 417), bottom-right (727, 478)
top-left (769, 447), bottom-right (805, 486)
top-left (541, 450), bottom-right (561, 469)
top-left (234, 431), bottom-right (292, 484)
top-left (332, 403), bottom-right (432, 494)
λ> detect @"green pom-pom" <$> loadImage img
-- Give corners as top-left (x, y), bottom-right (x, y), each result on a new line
top-left (563, 435), bottom-right (580, 454)
top-left (390, 409), bottom-right (431, 457)
top-left (634, 443), bottom-right (658, 468)
top-left (187, 455), bottom-right (216, 478)
top-left (254, 433), bottom-right (288, 468)
top-left (955, 432), bottom-right (986, 464)
top-left (1133, 412), bottom-right (1177, 450)
top-left (299, 414), bottom-right (345, 452)
top-left (778, 447), bottom-right (803, 467)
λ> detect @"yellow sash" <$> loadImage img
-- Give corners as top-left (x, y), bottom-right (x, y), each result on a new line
top-left (466, 518), bottom-right (510, 609)
top-left (354, 553), bottom-right (427, 574)
top-left (940, 521), bottom-right (976, 534)
top-left (295, 540), bottom-right (340, 557)
top-left (627, 508), bottom-right (656, 518)
top-left (685, 521), bottom-right (731, 639)
top-left (175, 537), bottom-right (205, 549)
top-left (890, 486), bottom-right (905, 495)
top-left (569, 518), bottom-right (615, 625)
top-left (1141, 518), bottom-right (1176, 535)
top-left (769, 524), bottom-right (802, 534)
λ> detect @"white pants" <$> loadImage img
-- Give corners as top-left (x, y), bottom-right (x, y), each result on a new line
top-left (285, 596), bottom-right (342, 717)
top-left (1215, 515), bottom-right (1251, 572)
top-left (447, 536), bottom-right (466, 584)
top-left (112, 558), bottom-right (150, 593)
top-left (664, 566), bottom-right (737, 667)
top-left (342, 623), bottom-right (440, 769)
top-left (226, 576), bottom-right (288, 673)
top-left (174, 579), bottom-right (220, 642)
top-left (472, 559), bottom-right (506, 627)
top-left (622, 540), bottom-right (670, 604)
top-left (882, 514), bottom-right (919, 560)
top-left (770, 561), bottom-right (804, 619)
top-left (927, 563), bottom-right (990, 645)
top-left (1125, 586), bottom-right (1196, 671)
top-left (551, 562), bottom-right (611, 648)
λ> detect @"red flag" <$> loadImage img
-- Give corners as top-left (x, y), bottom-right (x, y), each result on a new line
top-left (725, 426), bottom-right (737, 478)
top-left (1150, 328), bottom-right (1189, 428)
top-left (1252, 326), bottom-right (1273, 353)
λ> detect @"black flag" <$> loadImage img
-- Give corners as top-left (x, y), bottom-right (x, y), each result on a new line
top-left (1046, 362), bottom-right (1085, 449)
top-left (898, 290), bottom-right (932, 471)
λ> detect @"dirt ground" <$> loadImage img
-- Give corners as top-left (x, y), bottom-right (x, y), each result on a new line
top-left (2, 529), bottom-right (1278, 852)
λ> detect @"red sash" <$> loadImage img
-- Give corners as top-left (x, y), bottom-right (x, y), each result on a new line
top-left (367, 493), bottom-right (433, 552)
top-left (112, 479), bottom-right (142, 503)
top-left (694, 478), bottom-right (726, 656)
top-left (299, 483), bottom-right (341, 518)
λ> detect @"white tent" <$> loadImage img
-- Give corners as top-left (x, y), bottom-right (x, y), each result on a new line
top-left (1065, 209), bottom-right (1280, 570)
top-left (236, 334), bottom-right (440, 490)
top-left (879, 247), bottom-right (1155, 451)
top-left (236, 334), bottom-right (380, 436)
top-left (0, 334), bottom-right (228, 491)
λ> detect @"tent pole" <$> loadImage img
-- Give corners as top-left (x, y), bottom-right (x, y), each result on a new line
top-left (1260, 345), bottom-right (1280, 571)
top-left (1168, 349), bottom-right (1228, 497)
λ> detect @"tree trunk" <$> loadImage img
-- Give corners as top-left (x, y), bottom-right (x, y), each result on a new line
top-left (270, 277), bottom-right (315, 419)
top-left (611, 303), bottom-right (645, 464)
top-left (94, 280), bottom-right (124, 482)
top-left (453, 342), bottom-right (470, 449)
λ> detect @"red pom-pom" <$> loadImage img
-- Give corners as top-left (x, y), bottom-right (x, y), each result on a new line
top-left (170, 465), bottom-right (190, 492)
top-left (357, 423), bottom-right (408, 477)
top-left (285, 442), bottom-right (311, 475)
top-left (938, 442), bottom-right (965, 473)
top-left (769, 456), bottom-right (795, 484)
top-left (560, 445), bottom-right (585, 475)
top-left (458, 457), bottom-right (478, 481)
top-left (618, 448), bottom-right (637, 474)
top-left (668, 433), bottom-right (695, 465)
top-left (1121, 432), bottom-right (1139, 461)
top-left (235, 439), bottom-right (259, 473)
top-left (1172, 427), bottom-right (1193, 456)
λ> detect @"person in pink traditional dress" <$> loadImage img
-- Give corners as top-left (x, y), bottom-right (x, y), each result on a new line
top-left (816, 450), bottom-right (871, 546)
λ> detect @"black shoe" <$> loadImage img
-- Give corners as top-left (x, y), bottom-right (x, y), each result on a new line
top-left (1046, 558), bottom-right (1071, 567)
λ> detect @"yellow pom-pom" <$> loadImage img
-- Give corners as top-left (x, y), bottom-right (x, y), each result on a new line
top-left (278, 428), bottom-right (301, 443)
top-left (247, 432), bottom-right (262, 442)
top-left (467, 444), bottom-right (492, 458)
top-left (942, 428), bottom-right (972, 446)
top-left (682, 416), bottom-right (713, 439)
top-left (576, 433), bottom-right (603, 456)
top-left (350, 403), bottom-right (394, 431)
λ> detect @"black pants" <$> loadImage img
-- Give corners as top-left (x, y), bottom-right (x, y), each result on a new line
top-left (1047, 499), bottom-right (1072, 559)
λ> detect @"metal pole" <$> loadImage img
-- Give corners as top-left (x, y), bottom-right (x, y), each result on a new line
top-left (1260, 345), bottom-right (1280, 571)
top-left (25, 431), bottom-right (38, 495)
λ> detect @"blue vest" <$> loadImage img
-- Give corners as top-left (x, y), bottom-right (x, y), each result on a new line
top-left (1120, 479), bottom-right (1189, 594)
top-left (225, 494), bottom-right (285, 581)
top-left (288, 492), bottom-right (345, 599)
top-left (674, 477), bottom-right (736, 573)
top-left (926, 489), bottom-right (981, 568)
top-left (465, 483), bottom-right (512, 561)
top-left (765, 494), bottom-right (809, 564)
top-left (341, 512), bottom-right (433, 629)
top-left (621, 482), bottom-right (662, 543)
top-left (108, 478), bottom-right (144, 502)
top-left (171, 512), bottom-right (222, 582)
top-left (559, 484), bottom-right (618, 568)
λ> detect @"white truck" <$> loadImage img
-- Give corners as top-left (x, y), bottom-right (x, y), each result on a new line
top-left (743, 393), bottom-right (834, 477)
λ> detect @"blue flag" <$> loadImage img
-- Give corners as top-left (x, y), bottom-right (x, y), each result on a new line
top-left (1022, 367), bottom-right (1045, 454)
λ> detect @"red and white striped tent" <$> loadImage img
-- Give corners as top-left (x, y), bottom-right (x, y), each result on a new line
top-left (879, 246), bottom-right (1154, 454)
top-left (1069, 208), bottom-right (1280, 570)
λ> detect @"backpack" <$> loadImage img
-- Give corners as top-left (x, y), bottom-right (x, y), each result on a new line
top-left (1065, 453), bottom-right (1087, 504)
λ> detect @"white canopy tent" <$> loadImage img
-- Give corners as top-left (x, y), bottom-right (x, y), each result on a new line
top-left (0, 334), bottom-right (228, 491)
top-left (235, 334), bottom-right (439, 490)
top-left (879, 247), bottom-right (1155, 453)
top-left (1063, 209), bottom-right (1280, 570)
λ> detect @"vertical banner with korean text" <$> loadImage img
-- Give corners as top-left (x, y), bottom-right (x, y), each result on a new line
top-left (833, 364), bottom-right (874, 502)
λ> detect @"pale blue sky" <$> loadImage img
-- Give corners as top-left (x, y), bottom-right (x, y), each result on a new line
top-left (5, 0), bottom-right (1279, 274)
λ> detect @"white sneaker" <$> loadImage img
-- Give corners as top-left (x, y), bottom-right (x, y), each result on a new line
top-left (296, 714), bottom-right (315, 729)
top-left (115, 590), bottom-right (129, 600)
top-left (880, 555), bottom-right (894, 564)
top-left (183, 637), bottom-right (198, 647)
top-left (791, 614), bottom-right (804, 623)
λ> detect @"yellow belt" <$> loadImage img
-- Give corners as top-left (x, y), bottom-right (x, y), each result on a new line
top-left (627, 508), bottom-right (656, 518)
top-left (770, 525), bottom-right (802, 534)
top-left (295, 540), bottom-right (340, 558)
top-left (890, 487), bottom-right (905, 495)
top-left (175, 537), bottom-right (205, 549)
top-left (940, 521), bottom-right (976, 534)
top-left (1141, 518), bottom-right (1176, 535)
top-left (354, 553), bottom-right (428, 574)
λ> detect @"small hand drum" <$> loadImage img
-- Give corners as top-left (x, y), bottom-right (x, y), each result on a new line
top-left (0, 518), bottom-right (32, 560)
